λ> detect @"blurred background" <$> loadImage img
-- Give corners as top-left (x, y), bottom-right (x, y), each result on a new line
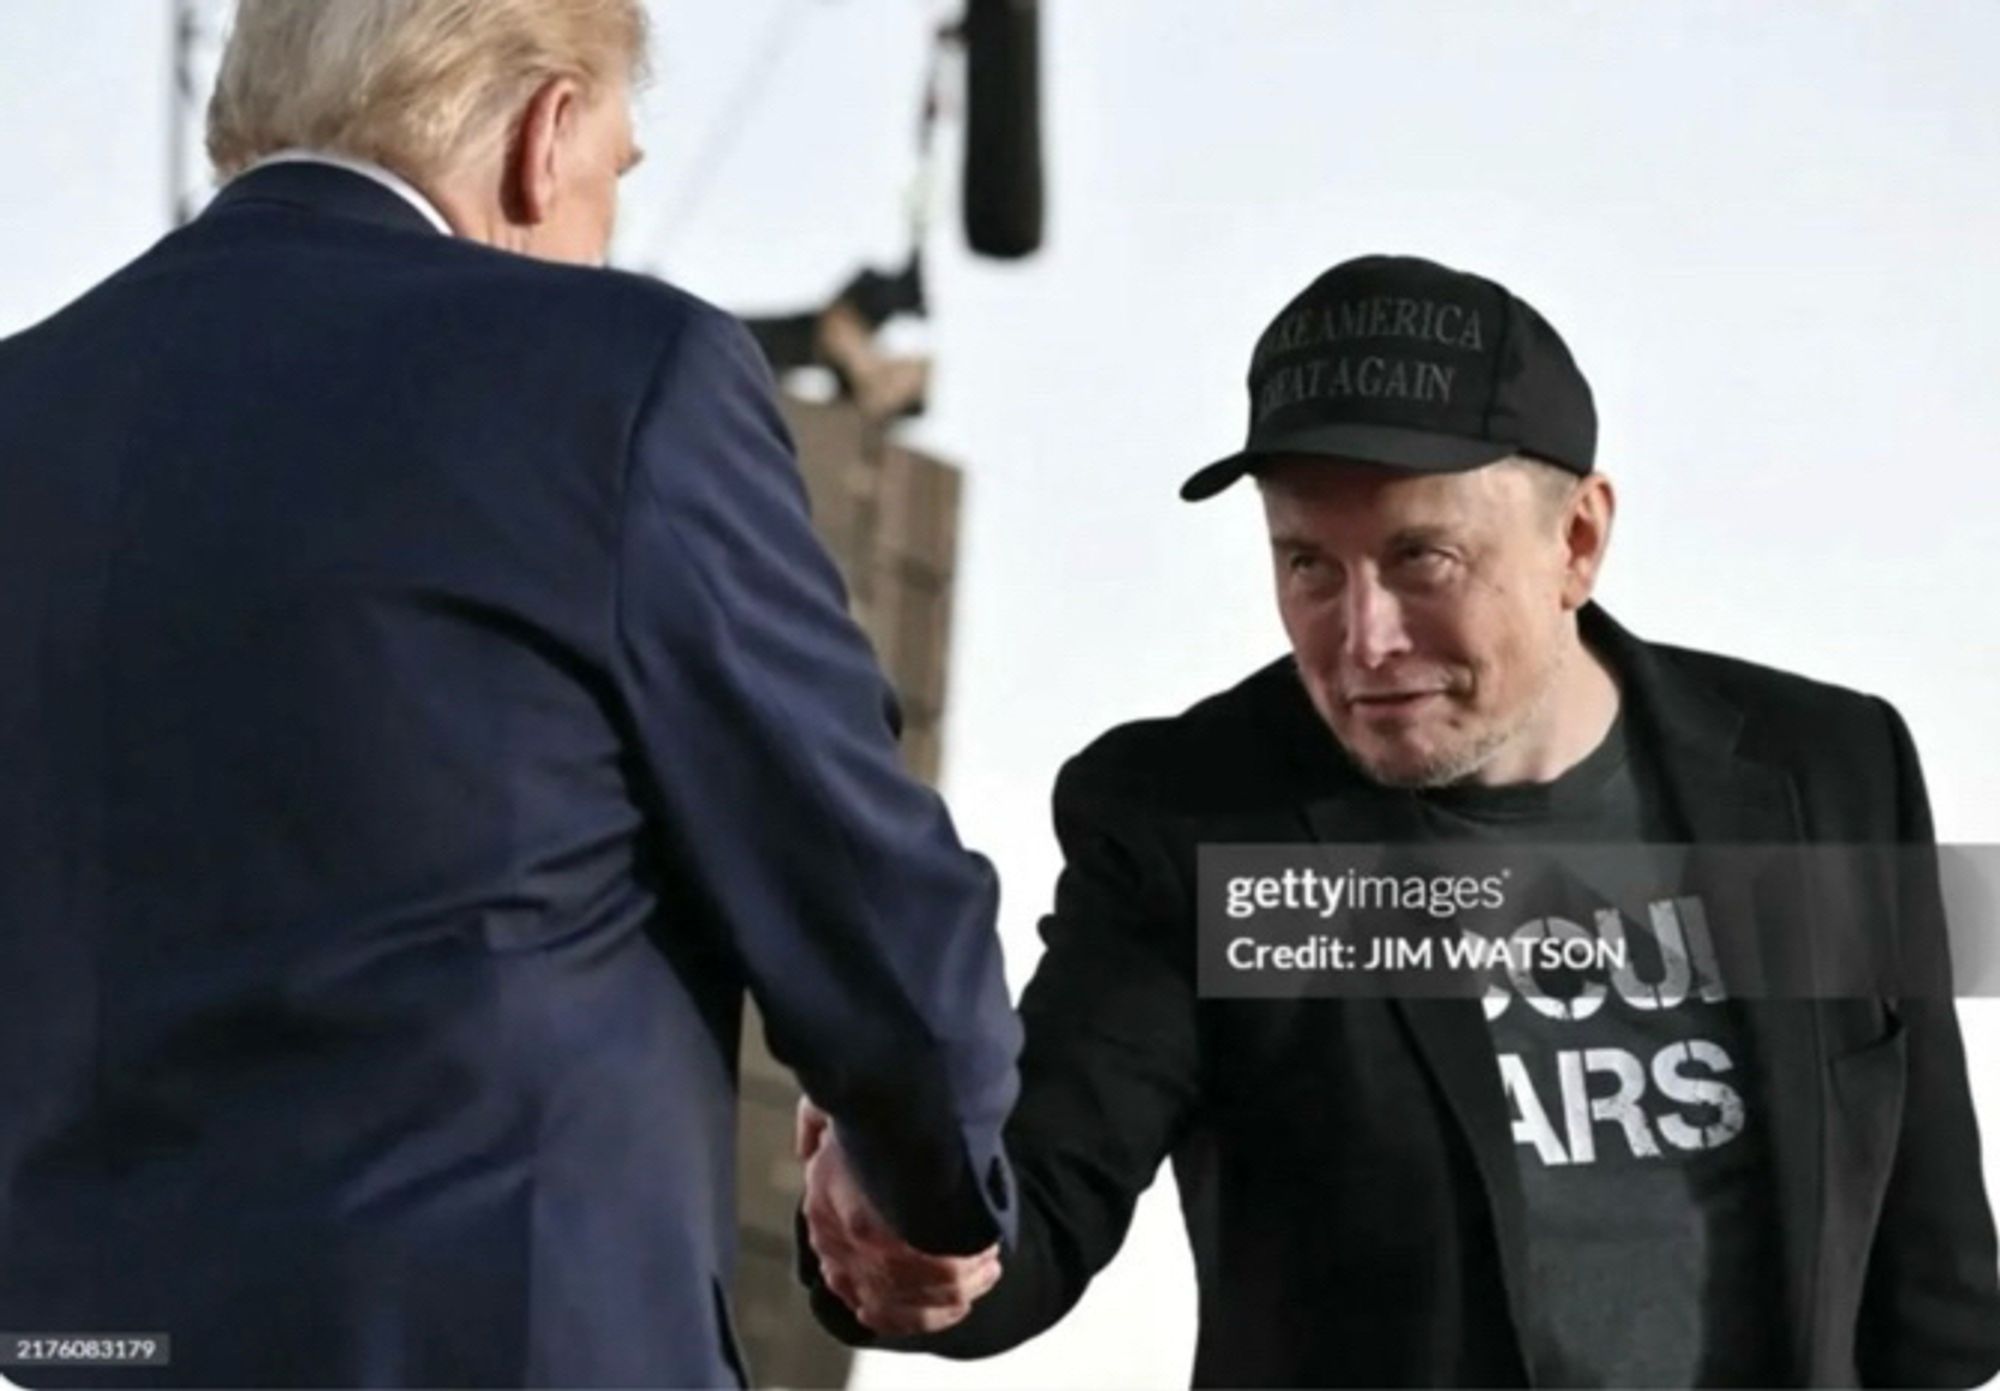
top-left (3, 2), bottom-right (1998, 1387)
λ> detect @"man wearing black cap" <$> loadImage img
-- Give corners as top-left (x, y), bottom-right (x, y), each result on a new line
top-left (798, 255), bottom-right (2000, 1387)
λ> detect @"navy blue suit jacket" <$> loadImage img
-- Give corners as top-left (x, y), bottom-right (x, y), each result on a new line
top-left (0, 163), bottom-right (1020, 1389)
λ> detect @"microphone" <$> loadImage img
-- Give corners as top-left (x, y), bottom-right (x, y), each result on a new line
top-left (962, 0), bottom-right (1044, 259)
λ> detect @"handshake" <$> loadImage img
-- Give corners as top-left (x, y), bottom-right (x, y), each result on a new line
top-left (795, 1099), bottom-right (1005, 1338)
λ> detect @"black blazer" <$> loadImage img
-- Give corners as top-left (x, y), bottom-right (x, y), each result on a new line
top-left (810, 603), bottom-right (2000, 1387)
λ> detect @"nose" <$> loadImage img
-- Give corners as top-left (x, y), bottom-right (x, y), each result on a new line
top-left (1341, 569), bottom-right (1413, 671)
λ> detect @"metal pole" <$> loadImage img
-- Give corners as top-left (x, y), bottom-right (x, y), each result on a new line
top-left (170, 0), bottom-right (225, 226)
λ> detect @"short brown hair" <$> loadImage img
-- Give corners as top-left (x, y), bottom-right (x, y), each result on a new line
top-left (1507, 453), bottom-right (1582, 524)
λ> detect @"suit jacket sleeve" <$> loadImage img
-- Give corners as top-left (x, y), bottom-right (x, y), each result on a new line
top-left (612, 302), bottom-right (1020, 1255)
top-left (805, 746), bottom-right (1203, 1353)
top-left (1854, 698), bottom-right (2000, 1388)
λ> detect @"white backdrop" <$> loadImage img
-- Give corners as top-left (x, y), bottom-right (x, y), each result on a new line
top-left (1, 3), bottom-right (1995, 1388)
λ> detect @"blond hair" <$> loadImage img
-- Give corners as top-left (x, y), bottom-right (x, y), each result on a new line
top-left (206, 0), bottom-right (650, 181)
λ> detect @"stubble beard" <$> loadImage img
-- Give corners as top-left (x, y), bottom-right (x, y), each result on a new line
top-left (1331, 641), bottom-right (1568, 791)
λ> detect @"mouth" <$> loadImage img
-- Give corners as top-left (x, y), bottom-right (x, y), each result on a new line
top-left (1346, 691), bottom-right (1447, 714)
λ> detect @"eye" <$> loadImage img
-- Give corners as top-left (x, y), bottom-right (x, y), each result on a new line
top-left (1283, 551), bottom-right (1333, 582)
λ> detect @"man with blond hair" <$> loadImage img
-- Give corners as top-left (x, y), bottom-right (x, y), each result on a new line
top-left (0, 2), bottom-right (1020, 1386)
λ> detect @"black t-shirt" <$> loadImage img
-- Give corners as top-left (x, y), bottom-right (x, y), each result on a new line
top-left (1411, 711), bottom-right (1785, 1387)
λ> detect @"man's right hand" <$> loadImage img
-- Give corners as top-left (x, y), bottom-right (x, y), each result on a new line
top-left (796, 1098), bottom-right (1003, 1337)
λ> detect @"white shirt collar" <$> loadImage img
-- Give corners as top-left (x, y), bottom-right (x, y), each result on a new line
top-left (244, 148), bottom-right (455, 236)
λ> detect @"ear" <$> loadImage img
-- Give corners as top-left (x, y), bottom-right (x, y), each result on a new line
top-left (505, 75), bottom-right (585, 227)
top-left (1559, 473), bottom-right (1616, 610)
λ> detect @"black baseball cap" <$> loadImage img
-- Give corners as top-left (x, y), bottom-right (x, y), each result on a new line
top-left (1181, 254), bottom-right (1597, 500)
